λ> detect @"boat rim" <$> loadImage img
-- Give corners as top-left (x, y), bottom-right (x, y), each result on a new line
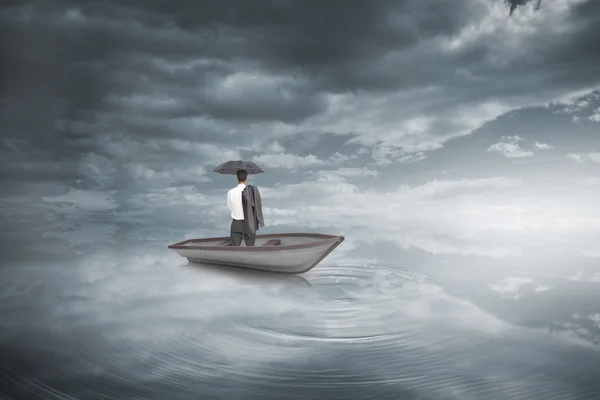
top-left (168, 232), bottom-right (345, 251)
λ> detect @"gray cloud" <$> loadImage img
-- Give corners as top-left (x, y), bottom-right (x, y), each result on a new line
top-left (2, 0), bottom-right (600, 264)
top-left (505, 0), bottom-right (542, 15)
top-left (2, 0), bottom-right (599, 176)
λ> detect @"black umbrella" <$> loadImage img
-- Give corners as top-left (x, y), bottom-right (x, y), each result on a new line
top-left (213, 160), bottom-right (265, 175)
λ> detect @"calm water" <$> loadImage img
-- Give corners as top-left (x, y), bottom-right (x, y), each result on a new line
top-left (1, 242), bottom-right (600, 399)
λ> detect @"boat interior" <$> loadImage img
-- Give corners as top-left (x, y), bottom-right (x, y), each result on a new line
top-left (177, 234), bottom-right (341, 248)
top-left (215, 238), bottom-right (281, 247)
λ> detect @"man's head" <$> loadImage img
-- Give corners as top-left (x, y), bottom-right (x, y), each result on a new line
top-left (236, 169), bottom-right (248, 183)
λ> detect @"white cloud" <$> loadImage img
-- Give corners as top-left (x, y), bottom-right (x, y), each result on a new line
top-left (589, 314), bottom-right (600, 329)
top-left (580, 177), bottom-right (600, 186)
top-left (328, 151), bottom-right (356, 164)
top-left (370, 144), bottom-right (428, 166)
top-left (78, 152), bottom-right (117, 188)
top-left (588, 272), bottom-right (600, 283)
top-left (397, 152), bottom-right (427, 163)
top-left (126, 185), bottom-right (212, 209)
top-left (589, 107), bottom-right (600, 122)
top-left (309, 167), bottom-right (378, 179)
top-left (203, 70), bottom-right (325, 120)
top-left (165, 140), bottom-right (243, 165)
top-left (534, 141), bottom-right (553, 150)
top-left (251, 147), bottom-right (355, 170)
top-left (567, 153), bottom-right (583, 163)
top-left (98, 135), bottom-right (244, 169)
top-left (407, 177), bottom-right (520, 198)
top-left (42, 223), bottom-right (118, 246)
top-left (487, 135), bottom-right (533, 158)
top-left (488, 277), bottom-right (533, 299)
top-left (581, 249), bottom-right (600, 258)
top-left (125, 163), bottom-right (210, 183)
top-left (252, 153), bottom-right (327, 170)
top-left (263, 141), bottom-right (285, 153)
top-left (568, 270), bottom-right (600, 283)
top-left (254, 175), bottom-right (599, 257)
top-left (41, 187), bottom-right (119, 211)
top-left (289, 87), bottom-right (516, 167)
top-left (553, 90), bottom-right (599, 115)
top-left (567, 152), bottom-right (600, 164)
top-left (487, 278), bottom-right (553, 297)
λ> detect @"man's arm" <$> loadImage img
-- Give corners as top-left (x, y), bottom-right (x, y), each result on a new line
top-left (227, 190), bottom-right (233, 212)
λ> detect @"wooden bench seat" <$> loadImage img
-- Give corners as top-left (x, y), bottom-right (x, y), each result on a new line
top-left (262, 239), bottom-right (281, 246)
top-left (216, 239), bottom-right (232, 246)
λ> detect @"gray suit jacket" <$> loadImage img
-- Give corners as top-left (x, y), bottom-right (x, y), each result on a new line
top-left (242, 184), bottom-right (264, 235)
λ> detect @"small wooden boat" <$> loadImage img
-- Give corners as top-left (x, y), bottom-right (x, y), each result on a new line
top-left (168, 233), bottom-right (344, 274)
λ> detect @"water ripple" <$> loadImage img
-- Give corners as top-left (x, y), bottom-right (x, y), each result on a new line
top-left (1, 259), bottom-right (600, 399)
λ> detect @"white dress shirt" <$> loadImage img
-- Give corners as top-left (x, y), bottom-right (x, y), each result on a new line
top-left (227, 183), bottom-right (246, 220)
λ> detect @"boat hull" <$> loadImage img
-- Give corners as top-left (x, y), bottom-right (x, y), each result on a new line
top-left (168, 233), bottom-right (344, 274)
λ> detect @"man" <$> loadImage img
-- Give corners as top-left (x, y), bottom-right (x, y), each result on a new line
top-left (227, 169), bottom-right (263, 246)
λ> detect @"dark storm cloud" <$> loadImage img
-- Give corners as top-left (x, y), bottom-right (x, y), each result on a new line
top-left (0, 0), bottom-right (332, 126)
top-left (126, 0), bottom-right (478, 93)
top-left (1, 0), bottom-right (600, 193)
top-left (97, 0), bottom-right (600, 99)
top-left (505, 0), bottom-right (542, 15)
top-left (0, 0), bottom-right (480, 115)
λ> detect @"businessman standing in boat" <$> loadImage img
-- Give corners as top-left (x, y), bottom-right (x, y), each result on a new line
top-left (227, 169), bottom-right (264, 246)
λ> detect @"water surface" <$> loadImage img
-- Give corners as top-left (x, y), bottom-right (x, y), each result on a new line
top-left (1, 243), bottom-right (600, 399)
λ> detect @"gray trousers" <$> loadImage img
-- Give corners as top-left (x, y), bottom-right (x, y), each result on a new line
top-left (230, 219), bottom-right (255, 246)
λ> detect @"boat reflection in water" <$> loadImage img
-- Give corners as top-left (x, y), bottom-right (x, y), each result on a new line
top-left (181, 260), bottom-right (313, 289)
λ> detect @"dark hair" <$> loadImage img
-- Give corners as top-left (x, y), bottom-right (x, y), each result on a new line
top-left (236, 169), bottom-right (248, 182)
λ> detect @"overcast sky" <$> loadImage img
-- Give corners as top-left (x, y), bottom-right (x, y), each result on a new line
top-left (1, 0), bottom-right (599, 268)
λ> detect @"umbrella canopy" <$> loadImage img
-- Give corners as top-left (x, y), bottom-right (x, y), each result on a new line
top-left (213, 160), bottom-right (265, 175)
